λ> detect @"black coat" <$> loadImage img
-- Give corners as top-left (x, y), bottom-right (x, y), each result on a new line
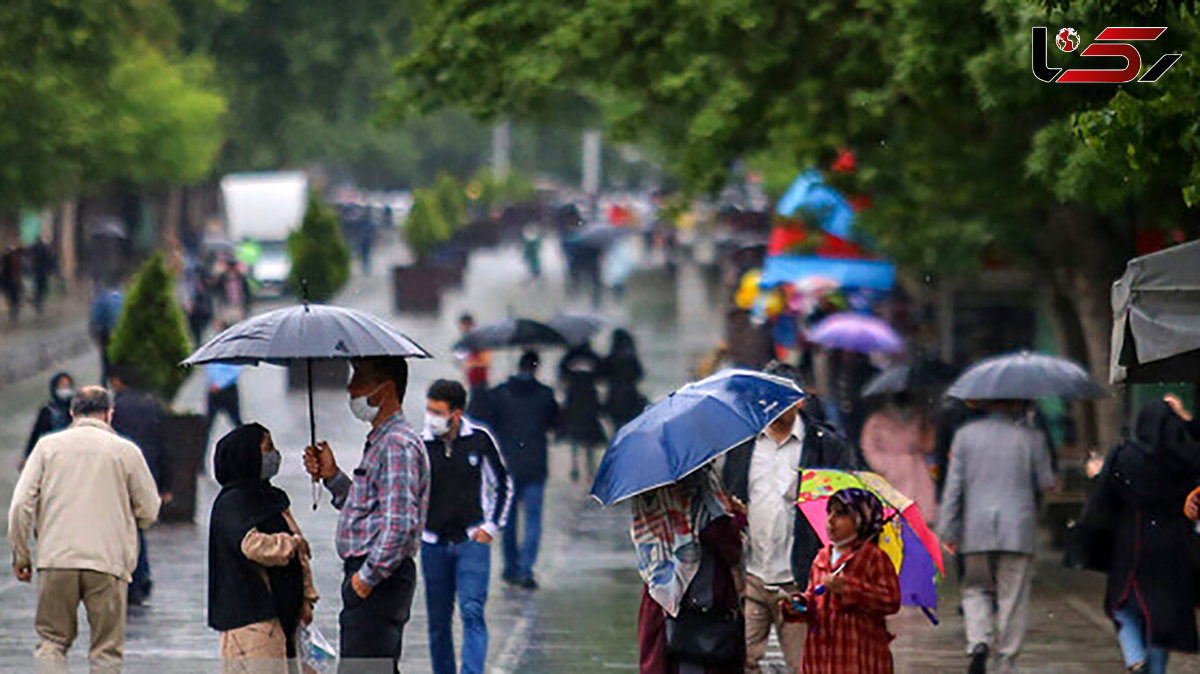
top-left (112, 389), bottom-right (171, 492)
top-left (25, 372), bottom-right (73, 457)
top-left (721, 411), bottom-right (864, 586)
top-left (208, 425), bottom-right (304, 654)
top-left (558, 346), bottom-right (607, 445)
top-left (485, 374), bottom-right (560, 484)
top-left (601, 352), bottom-right (646, 431)
top-left (1083, 401), bottom-right (1200, 653)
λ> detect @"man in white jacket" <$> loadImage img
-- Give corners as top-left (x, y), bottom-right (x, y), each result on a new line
top-left (8, 386), bottom-right (161, 672)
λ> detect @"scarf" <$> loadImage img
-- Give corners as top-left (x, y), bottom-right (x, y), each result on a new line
top-left (630, 466), bottom-right (732, 617)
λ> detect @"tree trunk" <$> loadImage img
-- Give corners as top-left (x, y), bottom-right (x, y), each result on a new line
top-left (1044, 275), bottom-right (1098, 449)
top-left (162, 186), bottom-right (183, 257)
top-left (1070, 266), bottom-right (1121, 451)
top-left (57, 199), bottom-right (78, 292)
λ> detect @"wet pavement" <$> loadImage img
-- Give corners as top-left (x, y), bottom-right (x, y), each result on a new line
top-left (1, 233), bottom-right (1198, 672)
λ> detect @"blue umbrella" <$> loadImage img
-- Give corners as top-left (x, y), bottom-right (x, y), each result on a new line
top-left (590, 369), bottom-right (805, 505)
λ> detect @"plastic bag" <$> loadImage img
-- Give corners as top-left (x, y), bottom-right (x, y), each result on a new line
top-left (299, 624), bottom-right (337, 673)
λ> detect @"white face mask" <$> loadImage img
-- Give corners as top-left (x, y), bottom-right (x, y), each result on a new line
top-left (425, 413), bottom-right (451, 437)
top-left (349, 384), bottom-right (386, 423)
top-left (55, 388), bottom-right (75, 401)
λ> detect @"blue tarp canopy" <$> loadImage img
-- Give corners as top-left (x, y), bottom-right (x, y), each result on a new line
top-left (760, 255), bottom-right (896, 291)
top-left (775, 169), bottom-right (856, 239)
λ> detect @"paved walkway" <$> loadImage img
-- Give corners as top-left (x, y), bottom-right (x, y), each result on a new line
top-left (1, 233), bottom-right (1198, 672)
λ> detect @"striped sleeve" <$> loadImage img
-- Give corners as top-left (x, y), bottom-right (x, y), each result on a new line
top-left (475, 423), bottom-right (513, 537)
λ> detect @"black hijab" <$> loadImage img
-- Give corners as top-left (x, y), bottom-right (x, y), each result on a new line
top-left (1110, 401), bottom-right (1200, 503)
top-left (207, 424), bottom-right (304, 653)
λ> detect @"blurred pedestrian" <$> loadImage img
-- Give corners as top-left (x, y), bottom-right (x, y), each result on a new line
top-left (31, 237), bottom-right (55, 315)
top-left (1080, 396), bottom-right (1200, 674)
top-left (2, 244), bottom-right (23, 323)
top-left (522, 226), bottom-right (543, 281)
top-left (421, 380), bottom-right (512, 674)
top-left (831, 349), bottom-right (878, 445)
top-left (7, 386), bottom-right (160, 673)
top-left (860, 394), bottom-right (938, 524)
top-left (601, 329), bottom-right (647, 432)
top-left (558, 341), bottom-right (607, 483)
top-left (781, 488), bottom-right (902, 674)
top-left (634, 465), bottom-right (746, 674)
top-left (932, 397), bottom-right (983, 499)
top-left (208, 424), bottom-right (318, 671)
top-left (722, 362), bottom-right (862, 674)
top-left (110, 364), bottom-right (172, 606)
top-left (186, 262), bottom-right (215, 348)
top-left (89, 286), bottom-right (124, 387)
top-left (485, 351), bottom-right (558, 590)
top-left (304, 357), bottom-right (429, 671)
top-left (939, 400), bottom-right (1057, 674)
top-left (457, 313), bottom-right (493, 419)
top-left (206, 356), bottom-right (244, 445)
top-left (21, 372), bottom-right (75, 471)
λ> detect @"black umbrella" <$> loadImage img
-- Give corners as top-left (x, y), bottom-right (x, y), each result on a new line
top-left (550, 312), bottom-right (605, 347)
top-left (861, 359), bottom-right (959, 397)
top-left (454, 318), bottom-right (567, 352)
top-left (946, 351), bottom-right (1105, 401)
top-left (569, 224), bottom-right (631, 249)
top-left (183, 301), bottom-right (431, 507)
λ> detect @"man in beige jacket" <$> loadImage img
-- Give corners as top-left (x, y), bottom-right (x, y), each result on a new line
top-left (8, 386), bottom-right (161, 672)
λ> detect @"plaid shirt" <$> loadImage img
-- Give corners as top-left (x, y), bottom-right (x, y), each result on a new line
top-left (326, 412), bottom-right (429, 587)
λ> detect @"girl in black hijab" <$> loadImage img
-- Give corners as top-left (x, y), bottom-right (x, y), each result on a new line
top-left (208, 424), bottom-right (317, 669)
top-left (1083, 397), bottom-right (1200, 673)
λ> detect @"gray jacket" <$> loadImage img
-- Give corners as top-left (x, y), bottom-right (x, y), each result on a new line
top-left (938, 414), bottom-right (1056, 554)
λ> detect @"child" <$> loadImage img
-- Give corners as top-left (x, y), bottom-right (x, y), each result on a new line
top-left (782, 487), bottom-right (901, 673)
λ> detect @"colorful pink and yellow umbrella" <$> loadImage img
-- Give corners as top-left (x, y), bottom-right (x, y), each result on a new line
top-left (796, 469), bottom-right (944, 623)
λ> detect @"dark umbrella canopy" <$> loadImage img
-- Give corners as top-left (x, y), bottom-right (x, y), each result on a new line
top-left (183, 304), bottom-right (431, 366)
top-left (454, 318), bottom-right (566, 352)
top-left (862, 359), bottom-right (959, 397)
top-left (569, 224), bottom-right (631, 249)
top-left (550, 313), bottom-right (605, 347)
top-left (946, 351), bottom-right (1105, 400)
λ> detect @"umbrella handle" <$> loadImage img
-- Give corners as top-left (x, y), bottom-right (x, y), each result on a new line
top-left (308, 358), bottom-right (319, 511)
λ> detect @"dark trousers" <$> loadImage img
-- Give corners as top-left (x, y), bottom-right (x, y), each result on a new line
top-left (339, 556), bottom-right (417, 674)
top-left (130, 529), bottom-right (152, 602)
top-left (206, 385), bottom-right (242, 440)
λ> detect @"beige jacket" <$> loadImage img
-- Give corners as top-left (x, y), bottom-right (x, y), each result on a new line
top-left (8, 417), bottom-right (161, 582)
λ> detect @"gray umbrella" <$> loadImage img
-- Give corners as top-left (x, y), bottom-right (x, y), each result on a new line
top-left (946, 351), bottom-right (1105, 400)
top-left (861, 359), bottom-right (959, 397)
top-left (453, 318), bottom-right (566, 352)
top-left (183, 303), bottom-right (431, 507)
top-left (550, 312), bottom-right (605, 347)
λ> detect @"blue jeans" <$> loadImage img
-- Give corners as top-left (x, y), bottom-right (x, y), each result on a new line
top-left (502, 481), bottom-right (544, 581)
top-left (1114, 606), bottom-right (1169, 673)
top-left (421, 540), bottom-right (491, 674)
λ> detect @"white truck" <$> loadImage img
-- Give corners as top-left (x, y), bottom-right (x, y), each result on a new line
top-left (219, 171), bottom-right (309, 296)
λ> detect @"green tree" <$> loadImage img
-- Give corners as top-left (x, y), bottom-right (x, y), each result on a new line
top-left (405, 189), bottom-right (451, 260)
top-left (288, 194), bottom-right (350, 302)
top-left (108, 252), bottom-right (193, 403)
top-left (397, 0), bottom-right (1200, 447)
top-left (434, 173), bottom-right (467, 230)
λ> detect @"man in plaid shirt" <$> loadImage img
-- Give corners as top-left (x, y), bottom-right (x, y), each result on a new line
top-left (306, 357), bottom-right (430, 673)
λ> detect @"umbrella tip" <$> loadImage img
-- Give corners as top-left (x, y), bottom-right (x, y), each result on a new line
top-left (301, 279), bottom-right (311, 311)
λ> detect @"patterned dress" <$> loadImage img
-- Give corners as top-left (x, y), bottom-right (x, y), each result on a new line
top-left (800, 542), bottom-right (901, 674)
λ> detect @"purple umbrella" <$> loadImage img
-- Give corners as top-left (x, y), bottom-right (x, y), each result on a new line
top-left (807, 312), bottom-right (903, 354)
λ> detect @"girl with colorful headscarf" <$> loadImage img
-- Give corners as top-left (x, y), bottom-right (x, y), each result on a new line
top-left (783, 487), bottom-right (901, 674)
top-left (632, 465), bottom-right (746, 674)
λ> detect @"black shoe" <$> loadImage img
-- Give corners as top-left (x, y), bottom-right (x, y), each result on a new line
top-left (968, 644), bottom-right (988, 674)
top-left (502, 574), bottom-right (521, 587)
top-left (518, 577), bottom-right (539, 590)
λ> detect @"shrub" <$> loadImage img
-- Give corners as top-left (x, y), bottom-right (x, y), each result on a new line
top-left (434, 173), bottom-right (467, 231)
top-left (405, 188), bottom-right (451, 261)
top-left (107, 252), bottom-right (193, 404)
top-left (288, 194), bottom-right (351, 301)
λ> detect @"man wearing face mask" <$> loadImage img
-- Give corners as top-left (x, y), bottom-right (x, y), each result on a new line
top-left (304, 357), bottom-right (430, 673)
top-left (420, 380), bottom-right (512, 674)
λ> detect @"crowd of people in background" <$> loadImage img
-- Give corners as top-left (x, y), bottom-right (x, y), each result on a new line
top-left (1, 238), bottom-right (59, 324)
